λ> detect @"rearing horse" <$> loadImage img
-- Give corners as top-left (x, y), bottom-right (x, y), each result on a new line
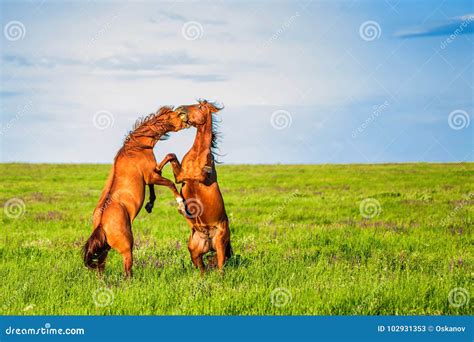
top-left (157, 100), bottom-right (232, 273)
top-left (83, 106), bottom-right (188, 277)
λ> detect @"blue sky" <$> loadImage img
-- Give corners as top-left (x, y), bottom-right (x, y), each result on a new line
top-left (0, 0), bottom-right (472, 164)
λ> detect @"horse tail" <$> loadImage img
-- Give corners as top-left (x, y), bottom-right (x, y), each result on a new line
top-left (83, 223), bottom-right (110, 269)
top-left (85, 165), bottom-right (115, 269)
top-left (92, 165), bottom-right (115, 229)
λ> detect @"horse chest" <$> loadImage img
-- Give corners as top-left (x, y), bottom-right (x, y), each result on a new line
top-left (183, 153), bottom-right (210, 177)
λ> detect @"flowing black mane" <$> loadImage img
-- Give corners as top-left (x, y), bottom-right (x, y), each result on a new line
top-left (210, 113), bottom-right (223, 163)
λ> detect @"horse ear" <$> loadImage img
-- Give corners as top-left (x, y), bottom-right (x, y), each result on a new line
top-left (208, 104), bottom-right (220, 113)
top-left (208, 102), bottom-right (223, 113)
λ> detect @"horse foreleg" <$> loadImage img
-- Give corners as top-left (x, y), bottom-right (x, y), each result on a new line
top-left (149, 172), bottom-right (185, 214)
top-left (156, 153), bottom-right (176, 170)
top-left (144, 185), bottom-right (156, 213)
top-left (156, 153), bottom-right (185, 183)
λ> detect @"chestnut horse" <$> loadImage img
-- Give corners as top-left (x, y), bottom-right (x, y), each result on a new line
top-left (157, 100), bottom-right (232, 273)
top-left (83, 106), bottom-right (188, 277)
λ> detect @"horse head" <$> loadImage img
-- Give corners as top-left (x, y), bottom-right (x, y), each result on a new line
top-left (175, 100), bottom-right (222, 127)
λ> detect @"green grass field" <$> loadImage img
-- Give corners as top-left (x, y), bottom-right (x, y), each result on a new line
top-left (0, 163), bottom-right (472, 315)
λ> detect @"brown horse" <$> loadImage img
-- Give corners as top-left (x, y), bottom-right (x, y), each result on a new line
top-left (83, 106), bottom-right (189, 277)
top-left (157, 100), bottom-right (232, 273)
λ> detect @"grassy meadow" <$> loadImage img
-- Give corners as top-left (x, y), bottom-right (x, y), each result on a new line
top-left (0, 163), bottom-right (472, 315)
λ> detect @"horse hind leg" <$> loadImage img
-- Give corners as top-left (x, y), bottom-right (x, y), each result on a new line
top-left (190, 249), bottom-right (205, 274)
top-left (213, 221), bottom-right (231, 272)
top-left (102, 206), bottom-right (134, 278)
top-left (121, 249), bottom-right (133, 278)
top-left (188, 231), bottom-right (207, 274)
top-left (104, 230), bottom-right (133, 278)
top-left (207, 237), bottom-right (231, 270)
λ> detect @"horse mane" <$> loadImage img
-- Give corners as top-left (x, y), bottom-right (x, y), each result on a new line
top-left (114, 106), bottom-right (174, 160)
top-left (210, 113), bottom-right (223, 163)
top-left (125, 106), bottom-right (174, 143)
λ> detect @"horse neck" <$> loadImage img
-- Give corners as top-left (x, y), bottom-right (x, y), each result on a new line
top-left (191, 117), bottom-right (212, 157)
top-left (133, 135), bottom-right (159, 148)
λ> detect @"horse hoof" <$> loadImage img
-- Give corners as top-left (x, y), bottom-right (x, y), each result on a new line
top-left (177, 201), bottom-right (186, 215)
top-left (145, 202), bottom-right (153, 213)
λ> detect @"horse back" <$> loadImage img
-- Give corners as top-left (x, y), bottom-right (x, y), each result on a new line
top-left (92, 166), bottom-right (115, 229)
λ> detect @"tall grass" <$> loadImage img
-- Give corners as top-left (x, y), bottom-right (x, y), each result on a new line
top-left (0, 163), bottom-right (472, 315)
